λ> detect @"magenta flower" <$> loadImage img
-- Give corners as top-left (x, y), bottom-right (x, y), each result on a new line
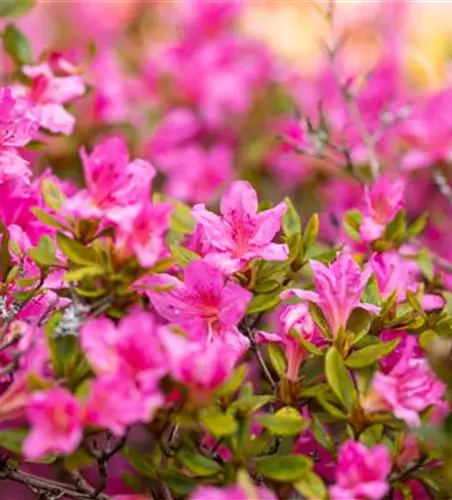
top-left (330, 441), bottom-right (391, 500)
top-left (84, 376), bottom-right (163, 436)
top-left (138, 260), bottom-right (252, 357)
top-left (81, 311), bottom-right (169, 392)
top-left (257, 303), bottom-right (325, 381)
top-left (360, 175), bottom-right (405, 242)
top-left (364, 337), bottom-right (446, 427)
top-left (15, 58), bottom-right (86, 135)
top-left (162, 333), bottom-right (236, 405)
top-left (65, 136), bottom-right (155, 221)
top-left (193, 181), bottom-right (288, 274)
top-left (23, 388), bottom-right (83, 459)
top-left (282, 253), bottom-right (380, 337)
top-left (115, 200), bottom-right (172, 268)
top-left (370, 251), bottom-right (444, 311)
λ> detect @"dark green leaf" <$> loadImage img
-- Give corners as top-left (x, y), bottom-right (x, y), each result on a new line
top-left (345, 338), bottom-right (400, 369)
top-left (255, 454), bottom-right (311, 481)
top-left (0, 428), bottom-right (27, 455)
top-left (325, 347), bottom-right (356, 411)
top-left (123, 446), bottom-right (156, 478)
top-left (247, 290), bottom-right (281, 314)
top-left (177, 450), bottom-right (221, 477)
top-left (159, 469), bottom-right (196, 495)
top-left (3, 24), bottom-right (31, 64)
top-left (310, 414), bottom-right (335, 453)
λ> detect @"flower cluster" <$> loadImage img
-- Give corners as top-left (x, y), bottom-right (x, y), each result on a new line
top-left (0, 1), bottom-right (450, 499)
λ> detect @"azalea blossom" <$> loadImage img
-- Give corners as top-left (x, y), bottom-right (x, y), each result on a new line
top-left (282, 253), bottom-right (380, 337)
top-left (192, 180), bottom-right (288, 274)
top-left (13, 57), bottom-right (85, 135)
top-left (23, 388), bottom-right (84, 459)
top-left (360, 175), bottom-right (405, 242)
top-left (137, 260), bottom-right (252, 356)
top-left (363, 337), bottom-right (446, 427)
top-left (191, 484), bottom-right (276, 500)
top-left (257, 303), bottom-right (325, 381)
top-left (330, 441), bottom-right (391, 500)
top-left (64, 136), bottom-right (155, 220)
top-left (81, 311), bottom-right (168, 392)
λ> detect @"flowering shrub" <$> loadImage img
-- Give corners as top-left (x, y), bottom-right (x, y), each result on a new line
top-left (0, 1), bottom-right (451, 499)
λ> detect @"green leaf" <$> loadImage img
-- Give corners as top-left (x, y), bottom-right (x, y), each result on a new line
top-left (294, 472), bottom-right (328, 499)
top-left (303, 213), bottom-right (319, 250)
top-left (216, 364), bottom-right (248, 397)
top-left (406, 213), bottom-right (428, 239)
top-left (255, 455), bottom-right (312, 482)
top-left (406, 290), bottom-right (427, 318)
top-left (290, 329), bottom-right (324, 356)
top-left (343, 209), bottom-right (362, 241)
top-left (0, 221), bottom-right (12, 281)
top-left (123, 446), bottom-right (156, 478)
top-left (3, 24), bottom-right (31, 64)
top-left (57, 233), bottom-right (101, 266)
top-left (358, 424), bottom-right (383, 448)
top-left (282, 197), bottom-right (301, 237)
top-left (362, 275), bottom-right (380, 307)
top-left (347, 308), bottom-right (372, 341)
top-left (420, 329), bottom-right (439, 350)
top-left (31, 208), bottom-right (68, 231)
top-left (170, 244), bottom-right (199, 267)
top-left (325, 347), bottom-right (356, 411)
top-left (28, 235), bottom-right (60, 267)
top-left (254, 261), bottom-right (287, 294)
top-left (255, 406), bottom-right (307, 436)
top-left (169, 199), bottom-right (195, 238)
top-left (177, 450), bottom-right (221, 477)
top-left (247, 290), bottom-right (281, 314)
top-left (159, 469), bottom-right (196, 495)
top-left (41, 179), bottom-right (66, 211)
top-left (0, 428), bottom-right (27, 455)
top-left (384, 209), bottom-right (407, 244)
top-left (268, 343), bottom-right (287, 378)
top-left (0, 0), bottom-right (35, 18)
top-left (201, 409), bottom-right (238, 437)
top-left (65, 265), bottom-right (105, 282)
top-left (345, 338), bottom-right (400, 369)
top-left (309, 303), bottom-right (331, 340)
top-left (310, 414), bottom-right (335, 452)
top-left (417, 248), bottom-right (434, 281)
top-left (64, 448), bottom-right (96, 471)
top-left (230, 395), bottom-right (274, 416)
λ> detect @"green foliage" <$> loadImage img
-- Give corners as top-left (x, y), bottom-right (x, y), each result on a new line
top-left (325, 347), bottom-right (356, 411)
top-left (28, 235), bottom-right (60, 267)
top-left (255, 454), bottom-right (312, 481)
top-left (345, 338), bottom-right (400, 368)
top-left (3, 24), bottom-right (32, 64)
top-left (255, 406), bottom-right (307, 436)
top-left (0, 0), bottom-right (35, 18)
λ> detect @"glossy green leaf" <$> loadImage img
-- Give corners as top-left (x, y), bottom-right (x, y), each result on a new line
top-left (255, 454), bottom-right (311, 481)
top-left (345, 338), bottom-right (400, 369)
top-left (3, 24), bottom-right (31, 64)
top-left (57, 233), bottom-right (101, 266)
top-left (177, 450), bottom-right (221, 477)
top-left (216, 364), bottom-right (248, 397)
top-left (290, 329), bottom-right (324, 356)
top-left (325, 347), bottom-right (356, 411)
top-left (311, 414), bottom-right (335, 452)
top-left (255, 406), bottom-right (307, 436)
top-left (247, 290), bottom-right (281, 314)
top-left (294, 472), bottom-right (328, 499)
top-left (159, 469), bottom-right (196, 495)
top-left (201, 409), bottom-right (238, 437)
top-left (267, 343), bottom-right (287, 378)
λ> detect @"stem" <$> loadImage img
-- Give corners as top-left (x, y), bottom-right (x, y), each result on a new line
top-left (433, 166), bottom-right (452, 205)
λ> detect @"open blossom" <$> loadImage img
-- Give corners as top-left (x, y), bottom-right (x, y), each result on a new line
top-left (330, 441), bottom-right (391, 500)
top-left (23, 388), bottom-right (84, 459)
top-left (257, 303), bottom-right (324, 381)
top-left (360, 175), bottom-right (405, 242)
top-left (81, 311), bottom-right (168, 392)
top-left (162, 333), bottom-right (236, 404)
top-left (0, 88), bottom-right (39, 184)
top-left (363, 337), bottom-right (446, 427)
top-left (84, 376), bottom-right (163, 436)
top-left (192, 181), bottom-right (288, 274)
top-left (282, 253), bottom-right (380, 337)
top-left (370, 251), bottom-right (444, 311)
top-left (115, 200), bottom-right (172, 268)
top-left (13, 57), bottom-right (85, 135)
top-left (137, 260), bottom-right (252, 356)
top-left (64, 136), bottom-right (155, 220)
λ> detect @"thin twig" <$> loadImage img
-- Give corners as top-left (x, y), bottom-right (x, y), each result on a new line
top-left (433, 166), bottom-right (452, 205)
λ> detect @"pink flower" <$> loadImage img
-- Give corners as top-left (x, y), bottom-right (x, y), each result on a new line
top-left (379, 330), bottom-right (422, 374)
top-left (80, 311), bottom-right (168, 392)
top-left (138, 260), bottom-right (252, 357)
top-left (282, 253), bottom-right (380, 337)
top-left (370, 251), bottom-right (444, 311)
top-left (364, 337), bottom-right (446, 427)
top-left (193, 181), bottom-right (288, 273)
top-left (162, 334), bottom-right (236, 405)
top-left (115, 200), bottom-right (172, 268)
top-left (0, 88), bottom-right (39, 184)
top-left (257, 303), bottom-right (324, 381)
top-left (64, 136), bottom-right (155, 221)
top-left (360, 175), bottom-right (405, 242)
top-left (23, 388), bottom-right (83, 459)
top-left (84, 376), bottom-right (163, 436)
top-left (16, 59), bottom-right (85, 135)
top-left (191, 484), bottom-right (276, 500)
top-left (330, 441), bottom-right (391, 500)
